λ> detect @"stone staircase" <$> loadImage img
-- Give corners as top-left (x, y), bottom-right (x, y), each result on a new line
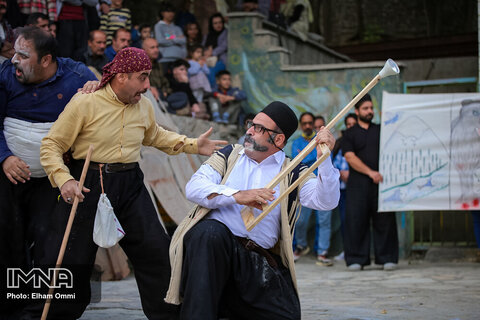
top-left (226, 12), bottom-right (403, 132)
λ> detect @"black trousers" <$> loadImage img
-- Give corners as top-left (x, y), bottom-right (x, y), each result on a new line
top-left (180, 220), bottom-right (300, 320)
top-left (56, 20), bottom-right (88, 59)
top-left (344, 174), bottom-right (399, 266)
top-left (0, 173), bottom-right (57, 318)
top-left (21, 161), bottom-right (177, 320)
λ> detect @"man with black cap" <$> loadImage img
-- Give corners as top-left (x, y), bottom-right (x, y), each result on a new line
top-left (165, 101), bottom-right (340, 319)
top-left (342, 93), bottom-right (399, 271)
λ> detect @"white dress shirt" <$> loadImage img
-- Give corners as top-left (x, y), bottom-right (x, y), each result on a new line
top-left (186, 149), bottom-right (340, 249)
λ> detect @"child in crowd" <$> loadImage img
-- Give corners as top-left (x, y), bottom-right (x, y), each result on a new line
top-left (132, 24), bottom-right (151, 48)
top-left (187, 45), bottom-right (211, 103)
top-left (100, 0), bottom-right (132, 46)
top-left (155, 3), bottom-right (187, 73)
top-left (184, 21), bottom-right (203, 52)
top-left (209, 70), bottom-right (247, 124)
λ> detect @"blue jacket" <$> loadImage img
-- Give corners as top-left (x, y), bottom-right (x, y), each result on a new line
top-left (105, 45), bottom-right (116, 62)
top-left (291, 135), bottom-right (318, 175)
top-left (214, 86), bottom-right (247, 101)
top-left (0, 58), bottom-right (96, 163)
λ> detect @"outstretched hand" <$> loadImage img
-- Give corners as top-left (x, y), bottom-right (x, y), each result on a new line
top-left (197, 127), bottom-right (228, 156)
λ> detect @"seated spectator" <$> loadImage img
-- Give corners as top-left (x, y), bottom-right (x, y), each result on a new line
top-left (281, 0), bottom-right (313, 41)
top-left (0, 38), bottom-right (14, 64)
top-left (242, 0), bottom-right (259, 12)
top-left (132, 23), bottom-right (151, 48)
top-left (75, 30), bottom-right (109, 76)
top-left (203, 12), bottom-right (228, 87)
top-left (168, 59), bottom-right (209, 119)
top-left (235, 0), bottom-right (269, 16)
top-left (49, 20), bottom-right (57, 38)
top-left (130, 23), bottom-right (140, 47)
top-left (268, 0), bottom-right (287, 28)
top-left (209, 70), bottom-right (247, 124)
top-left (184, 21), bottom-right (203, 53)
top-left (142, 37), bottom-right (171, 101)
top-left (25, 12), bottom-right (50, 32)
top-left (155, 3), bottom-right (187, 75)
top-left (105, 27), bottom-right (131, 61)
top-left (187, 45), bottom-right (211, 103)
top-left (237, 112), bottom-right (256, 145)
top-left (0, 0), bottom-right (14, 63)
top-left (100, 0), bottom-right (131, 46)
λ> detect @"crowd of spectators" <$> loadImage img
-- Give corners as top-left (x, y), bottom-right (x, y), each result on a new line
top-left (0, 0), bottom-right (320, 126)
top-left (0, 0), bottom-right (257, 126)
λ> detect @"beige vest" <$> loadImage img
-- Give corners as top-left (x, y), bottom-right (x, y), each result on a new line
top-left (165, 144), bottom-right (312, 304)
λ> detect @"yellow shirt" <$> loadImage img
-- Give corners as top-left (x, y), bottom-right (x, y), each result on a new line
top-left (40, 83), bottom-right (198, 188)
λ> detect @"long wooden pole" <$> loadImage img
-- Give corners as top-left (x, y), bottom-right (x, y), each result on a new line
top-left (41, 145), bottom-right (94, 320)
top-left (241, 74), bottom-right (382, 231)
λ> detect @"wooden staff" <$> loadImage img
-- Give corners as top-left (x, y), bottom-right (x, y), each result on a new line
top-left (41, 145), bottom-right (94, 320)
top-left (241, 59), bottom-right (400, 231)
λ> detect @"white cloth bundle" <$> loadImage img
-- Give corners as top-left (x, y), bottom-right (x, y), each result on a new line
top-left (93, 193), bottom-right (125, 248)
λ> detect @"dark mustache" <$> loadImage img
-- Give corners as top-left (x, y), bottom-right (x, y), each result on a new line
top-left (244, 134), bottom-right (254, 144)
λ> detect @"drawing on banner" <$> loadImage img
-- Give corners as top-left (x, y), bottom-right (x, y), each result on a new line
top-left (380, 114), bottom-right (450, 210)
top-left (450, 99), bottom-right (480, 209)
top-left (379, 92), bottom-right (480, 211)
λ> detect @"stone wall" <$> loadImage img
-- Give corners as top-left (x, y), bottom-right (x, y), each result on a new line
top-left (315, 0), bottom-right (476, 47)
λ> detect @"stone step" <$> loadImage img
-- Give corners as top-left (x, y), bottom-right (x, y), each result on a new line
top-left (253, 29), bottom-right (278, 48)
top-left (266, 46), bottom-right (290, 65)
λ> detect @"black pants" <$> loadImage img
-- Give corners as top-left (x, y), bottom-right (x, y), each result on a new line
top-left (0, 173), bottom-right (57, 318)
top-left (56, 20), bottom-right (88, 59)
top-left (344, 175), bottom-right (399, 266)
top-left (21, 161), bottom-right (177, 320)
top-left (180, 220), bottom-right (300, 320)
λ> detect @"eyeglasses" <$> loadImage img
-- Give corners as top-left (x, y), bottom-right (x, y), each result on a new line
top-left (246, 121), bottom-right (282, 135)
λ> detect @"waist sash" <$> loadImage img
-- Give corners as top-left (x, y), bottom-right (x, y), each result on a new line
top-left (4, 117), bottom-right (53, 178)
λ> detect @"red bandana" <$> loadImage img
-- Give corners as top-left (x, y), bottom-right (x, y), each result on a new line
top-left (98, 47), bottom-right (152, 89)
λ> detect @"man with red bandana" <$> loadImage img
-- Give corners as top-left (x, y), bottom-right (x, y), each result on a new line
top-left (34, 47), bottom-right (226, 320)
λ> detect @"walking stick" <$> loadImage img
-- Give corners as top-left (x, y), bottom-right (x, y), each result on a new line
top-left (41, 145), bottom-right (94, 320)
top-left (241, 59), bottom-right (400, 231)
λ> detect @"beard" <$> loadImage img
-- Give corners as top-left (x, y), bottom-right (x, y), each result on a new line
top-left (359, 113), bottom-right (373, 123)
top-left (303, 128), bottom-right (313, 136)
top-left (243, 134), bottom-right (269, 152)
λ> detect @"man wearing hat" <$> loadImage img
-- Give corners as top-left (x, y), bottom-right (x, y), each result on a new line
top-left (165, 101), bottom-right (340, 319)
top-left (36, 47), bottom-right (227, 320)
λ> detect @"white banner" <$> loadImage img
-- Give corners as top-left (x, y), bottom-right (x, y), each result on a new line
top-left (379, 92), bottom-right (480, 211)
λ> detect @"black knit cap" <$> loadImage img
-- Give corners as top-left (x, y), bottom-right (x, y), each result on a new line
top-left (260, 101), bottom-right (298, 140)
